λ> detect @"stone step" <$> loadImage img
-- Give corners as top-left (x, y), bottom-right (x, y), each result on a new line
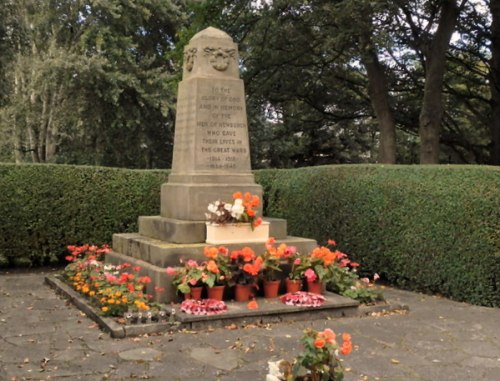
top-left (138, 216), bottom-right (288, 243)
top-left (108, 233), bottom-right (318, 303)
top-left (112, 232), bottom-right (317, 268)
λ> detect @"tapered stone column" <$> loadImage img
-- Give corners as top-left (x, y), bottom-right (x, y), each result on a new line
top-left (161, 27), bottom-right (262, 222)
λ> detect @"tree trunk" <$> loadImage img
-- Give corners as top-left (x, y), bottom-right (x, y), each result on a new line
top-left (490, 0), bottom-right (500, 165)
top-left (13, 71), bottom-right (23, 163)
top-left (419, 0), bottom-right (460, 164)
top-left (362, 50), bottom-right (397, 164)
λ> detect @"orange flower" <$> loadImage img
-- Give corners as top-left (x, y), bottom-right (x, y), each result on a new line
top-left (251, 195), bottom-right (260, 207)
top-left (243, 263), bottom-right (259, 276)
top-left (241, 247), bottom-right (256, 262)
top-left (340, 341), bottom-right (352, 355)
top-left (254, 217), bottom-right (263, 228)
top-left (206, 260), bottom-right (219, 273)
top-left (204, 246), bottom-right (218, 259)
top-left (323, 250), bottom-right (337, 266)
top-left (218, 246), bottom-right (229, 255)
top-left (247, 300), bottom-right (259, 309)
top-left (314, 337), bottom-right (326, 349)
top-left (340, 332), bottom-right (352, 355)
top-left (244, 192), bottom-right (252, 202)
top-left (246, 209), bottom-right (256, 217)
top-left (233, 191), bottom-right (243, 199)
top-left (327, 239), bottom-right (337, 246)
top-left (321, 328), bottom-right (336, 344)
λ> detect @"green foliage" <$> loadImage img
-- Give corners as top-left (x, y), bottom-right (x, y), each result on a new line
top-left (2, 163), bottom-right (498, 307)
top-left (0, 163), bottom-right (167, 266)
top-left (256, 165), bottom-right (500, 307)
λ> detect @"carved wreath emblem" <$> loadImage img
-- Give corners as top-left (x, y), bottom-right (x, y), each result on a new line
top-left (204, 47), bottom-right (236, 71)
top-left (183, 48), bottom-right (197, 72)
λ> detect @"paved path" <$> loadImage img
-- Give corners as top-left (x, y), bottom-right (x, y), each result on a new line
top-left (0, 271), bottom-right (499, 381)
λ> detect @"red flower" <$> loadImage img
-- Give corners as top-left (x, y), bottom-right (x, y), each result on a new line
top-left (314, 337), bottom-right (326, 349)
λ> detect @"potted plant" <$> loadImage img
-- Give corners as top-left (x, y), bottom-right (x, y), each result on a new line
top-left (166, 259), bottom-right (204, 300)
top-left (201, 246), bottom-right (231, 300)
top-left (205, 191), bottom-right (269, 244)
top-left (294, 245), bottom-right (340, 294)
top-left (280, 243), bottom-right (303, 293)
top-left (268, 328), bottom-right (353, 381)
top-left (227, 246), bottom-right (263, 302)
top-left (259, 238), bottom-right (290, 298)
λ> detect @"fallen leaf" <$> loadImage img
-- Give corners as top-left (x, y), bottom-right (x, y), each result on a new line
top-left (225, 324), bottom-right (237, 330)
top-left (23, 358), bottom-right (30, 364)
top-left (391, 359), bottom-right (400, 364)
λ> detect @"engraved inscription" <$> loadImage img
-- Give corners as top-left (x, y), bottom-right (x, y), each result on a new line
top-left (196, 83), bottom-right (249, 170)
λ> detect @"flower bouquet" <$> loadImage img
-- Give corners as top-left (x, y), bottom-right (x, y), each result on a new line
top-left (205, 192), bottom-right (269, 244)
top-left (206, 191), bottom-right (262, 228)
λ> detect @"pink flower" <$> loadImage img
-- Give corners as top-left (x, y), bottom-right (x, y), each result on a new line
top-left (165, 267), bottom-right (177, 276)
top-left (340, 259), bottom-right (350, 267)
top-left (189, 278), bottom-right (198, 286)
top-left (187, 260), bottom-right (198, 268)
top-left (360, 277), bottom-right (370, 284)
top-left (373, 273), bottom-right (380, 281)
top-left (105, 274), bottom-right (117, 283)
top-left (293, 258), bottom-right (301, 265)
top-left (304, 268), bottom-right (317, 282)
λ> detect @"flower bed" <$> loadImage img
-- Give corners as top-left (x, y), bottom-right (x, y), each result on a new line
top-left (62, 244), bottom-right (164, 317)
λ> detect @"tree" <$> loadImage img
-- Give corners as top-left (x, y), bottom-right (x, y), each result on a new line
top-left (0, 0), bottom-right (186, 168)
top-left (490, 0), bottom-right (500, 165)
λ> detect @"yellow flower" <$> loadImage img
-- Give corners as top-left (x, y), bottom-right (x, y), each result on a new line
top-left (108, 299), bottom-right (115, 304)
top-left (101, 306), bottom-right (109, 312)
top-left (114, 292), bottom-right (122, 298)
top-left (121, 297), bottom-right (128, 304)
top-left (89, 291), bottom-right (96, 297)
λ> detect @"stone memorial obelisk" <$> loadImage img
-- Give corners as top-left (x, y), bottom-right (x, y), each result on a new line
top-left (162, 27), bottom-right (262, 223)
top-left (107, 27), bottom-right (317, 303)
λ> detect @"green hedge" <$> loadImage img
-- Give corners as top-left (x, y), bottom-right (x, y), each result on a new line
top-left (255, 165), bottom-right (500, 307)
top-left (1, 163), bottom-right (498, 307)
top-left (0, 163), bottom-right (167, 267)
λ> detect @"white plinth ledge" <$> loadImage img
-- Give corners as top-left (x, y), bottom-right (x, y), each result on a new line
top-left (205, 221), bottom-right (270, 244)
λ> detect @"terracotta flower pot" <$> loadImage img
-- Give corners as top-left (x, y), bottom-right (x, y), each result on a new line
top-left (207, 285), bottom-right (225, 301)
top-left (307, 281), bottom-right (323, 294)
top-left (184, 286), bottom-right (203, 300)
top-left (285, 278), bottom-right (302, 293)
top-left (234, 284), bottom-right (253, 302)
top-left (263, 279), bottom-right (281, 298)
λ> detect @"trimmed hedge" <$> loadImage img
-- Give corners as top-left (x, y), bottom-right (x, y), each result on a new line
top-left (0, 163), bottom-right (167, 267)
top-left (1, 163), bottom-right (498, 307)
top-left (255, 165), bottom-right (500, 307)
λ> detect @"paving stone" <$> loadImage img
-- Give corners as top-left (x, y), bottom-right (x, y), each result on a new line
top-left (190, 347), bottom-right (241, 371)
top-left (1, 271), bottom-right (499, 381)
top-left (118, 347), bottom-right (163, 362)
